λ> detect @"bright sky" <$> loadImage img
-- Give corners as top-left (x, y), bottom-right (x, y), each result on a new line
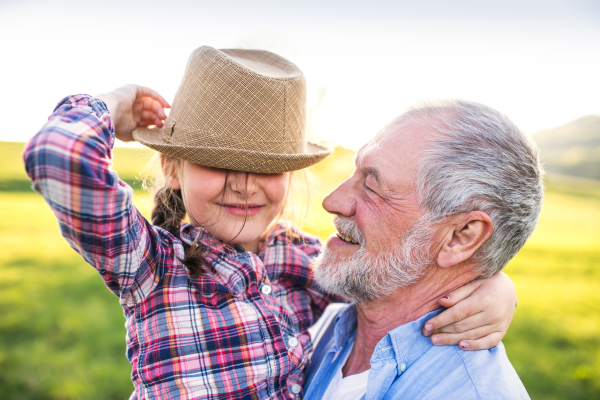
top-left (1, 0), bottom-right (599, 149)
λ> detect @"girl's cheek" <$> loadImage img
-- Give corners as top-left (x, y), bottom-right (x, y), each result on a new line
top-left (257, 179), bottom-right (287, 221)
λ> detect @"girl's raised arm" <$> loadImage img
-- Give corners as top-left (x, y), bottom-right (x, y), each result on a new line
top-left (23, 86), bottom-right (170, 303)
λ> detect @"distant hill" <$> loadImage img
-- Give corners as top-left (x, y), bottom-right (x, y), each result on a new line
top-left (533, 115), bottom-right (600, 180)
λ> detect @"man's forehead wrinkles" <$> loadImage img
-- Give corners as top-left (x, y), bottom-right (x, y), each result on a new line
top-left (355, 139), bottom-right (386, 168)
top-left (354, 142), bottom-right (372, 167)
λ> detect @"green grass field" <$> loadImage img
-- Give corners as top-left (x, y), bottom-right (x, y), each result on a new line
top-left (1, 141), bottom-right (599, 399)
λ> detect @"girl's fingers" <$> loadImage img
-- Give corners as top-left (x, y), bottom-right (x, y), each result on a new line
top-left (142, 97), bottom-right (168, 120)
top-left (426, 312), bottom-right (497, 335)
top-left (140, 110), bottom-right (158, 122)
top-left (429, 325), bottom-right (501, 347)
top-left (138, 119), bottom-right (159, 127)
top-left (458, 332), bottom-right (504, 351)
top-left (422, 294), bottom-right (484, 334)
top-left (139, 86), bottom-right (170, 108)
top-left (438, 279), bottom-right (482, 308)
top-left (140, 111), bottom-right (165, 127)
top-left (151, 99), bottom-right (168, 120)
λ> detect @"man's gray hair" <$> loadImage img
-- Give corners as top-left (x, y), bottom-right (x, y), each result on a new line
top-left (395, 99), bottom-right (544, 277)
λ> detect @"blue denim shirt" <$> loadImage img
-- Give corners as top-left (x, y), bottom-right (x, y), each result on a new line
top-left (304, 304), bottom-right (530, 400)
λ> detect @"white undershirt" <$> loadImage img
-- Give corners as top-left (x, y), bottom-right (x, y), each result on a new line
top-left (321, 345), bottom-right (370, 400)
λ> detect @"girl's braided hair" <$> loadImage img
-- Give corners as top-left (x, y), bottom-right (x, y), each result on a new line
top-left (149, 158), bottom-right (212, 277)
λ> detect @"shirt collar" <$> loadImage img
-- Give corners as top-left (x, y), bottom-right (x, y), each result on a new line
top-left (177, 222), bottom-right (301, 297)
top-left (178, 223), bottom-right (262, 296)
top-left (180, 223), bottom-right (248, 258)
top-left (332, 304), bottom-right (359, 352)
top-left (180, 221), bottom-right (292, 257)
top-left (370, 308), bottom-right (444, 376)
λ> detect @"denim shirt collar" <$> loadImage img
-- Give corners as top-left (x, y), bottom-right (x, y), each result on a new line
top-left (303, 305), bottom-right (445, 400)
top-left (369, 308), bottom-right (443, 376)
top-left (332, 304), bottom-right (359, 352)
top-left (330, 305), bottom-right (443, 372)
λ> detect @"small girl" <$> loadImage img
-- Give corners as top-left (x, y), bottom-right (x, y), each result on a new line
top-left (24, 46), bottom-right (517, 399)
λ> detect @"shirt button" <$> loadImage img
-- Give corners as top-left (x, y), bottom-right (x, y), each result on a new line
top-left (291, 384), bottom-right (302, 394)
top-left (400, 362), bottom-right (407, 372)
top-left (261, 285), bottom-right (272, 295)
top-left (288, 337), bottom-right (299, 348)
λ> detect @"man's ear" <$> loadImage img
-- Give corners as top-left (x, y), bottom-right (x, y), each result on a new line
top-left (161, 157), bottom-right (181, 190)
top-left (437, 211), bottom-right (493, 269)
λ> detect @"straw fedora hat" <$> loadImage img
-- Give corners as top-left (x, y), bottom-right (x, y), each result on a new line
top-left (133, 46), bottom-right (332, 173)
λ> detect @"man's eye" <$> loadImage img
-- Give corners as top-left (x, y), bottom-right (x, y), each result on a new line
top-left (364, 184), bottom-right (375, 193)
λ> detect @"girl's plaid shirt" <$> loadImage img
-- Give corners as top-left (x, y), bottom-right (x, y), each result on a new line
top-left (24, 95), bottom-right (332, 400)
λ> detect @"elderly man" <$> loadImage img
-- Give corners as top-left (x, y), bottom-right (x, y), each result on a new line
top-left (303, 100), bottom-right (543, 400)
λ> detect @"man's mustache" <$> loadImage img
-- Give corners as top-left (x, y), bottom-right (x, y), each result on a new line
top-left (334, 216), bottom-right (365, 246)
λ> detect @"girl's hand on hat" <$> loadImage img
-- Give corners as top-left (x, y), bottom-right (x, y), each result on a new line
top-left (421, 272), bottom-right (517, 350)
top-left (96, 84), bottom-right (170, 142)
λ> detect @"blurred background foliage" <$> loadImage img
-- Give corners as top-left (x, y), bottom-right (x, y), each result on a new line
top-left (1, 116), bottom-right (600, 399)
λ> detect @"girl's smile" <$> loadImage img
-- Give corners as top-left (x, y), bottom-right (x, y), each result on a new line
top-left (219, 203), bottom-right (266, 217)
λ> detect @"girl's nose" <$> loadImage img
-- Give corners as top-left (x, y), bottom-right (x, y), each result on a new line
top-left (229, 172), bottom-right (258, 198)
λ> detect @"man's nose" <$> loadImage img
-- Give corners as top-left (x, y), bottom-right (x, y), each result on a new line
top-left (229, 172), bottom-right (258, 198)
top-left (322, 178), bottom-right (356, 217)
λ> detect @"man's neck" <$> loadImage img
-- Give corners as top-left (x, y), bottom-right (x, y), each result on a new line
top-left (341, 265), bottom-right (477, 377)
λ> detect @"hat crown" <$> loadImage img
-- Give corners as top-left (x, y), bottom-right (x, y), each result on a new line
top-left (164, 46), bottom-right (307, 155)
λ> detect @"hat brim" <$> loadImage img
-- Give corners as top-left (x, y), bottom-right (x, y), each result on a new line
top-left (133, 126), bottom-right (333, 174)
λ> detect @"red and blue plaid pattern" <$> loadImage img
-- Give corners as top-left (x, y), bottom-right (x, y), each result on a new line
top-left (24, 95), bottom-right (331, 399)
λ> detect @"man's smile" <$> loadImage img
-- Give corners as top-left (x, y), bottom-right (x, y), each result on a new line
top-left (336, 231), bottom-right (360, 245)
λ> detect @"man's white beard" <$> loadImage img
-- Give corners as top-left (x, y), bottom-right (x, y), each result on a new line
top-left (314, 216), bottom-right (435, 303)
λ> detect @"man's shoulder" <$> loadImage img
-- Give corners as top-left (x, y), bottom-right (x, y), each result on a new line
top-left (453, 343), bottom-right (529, 399)
top-left (390, 342), bottom-right (529, 400)
top-left (306, 306), bottom-right (530, 400)
top-left (372, 309), bottom-right (530, 400)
